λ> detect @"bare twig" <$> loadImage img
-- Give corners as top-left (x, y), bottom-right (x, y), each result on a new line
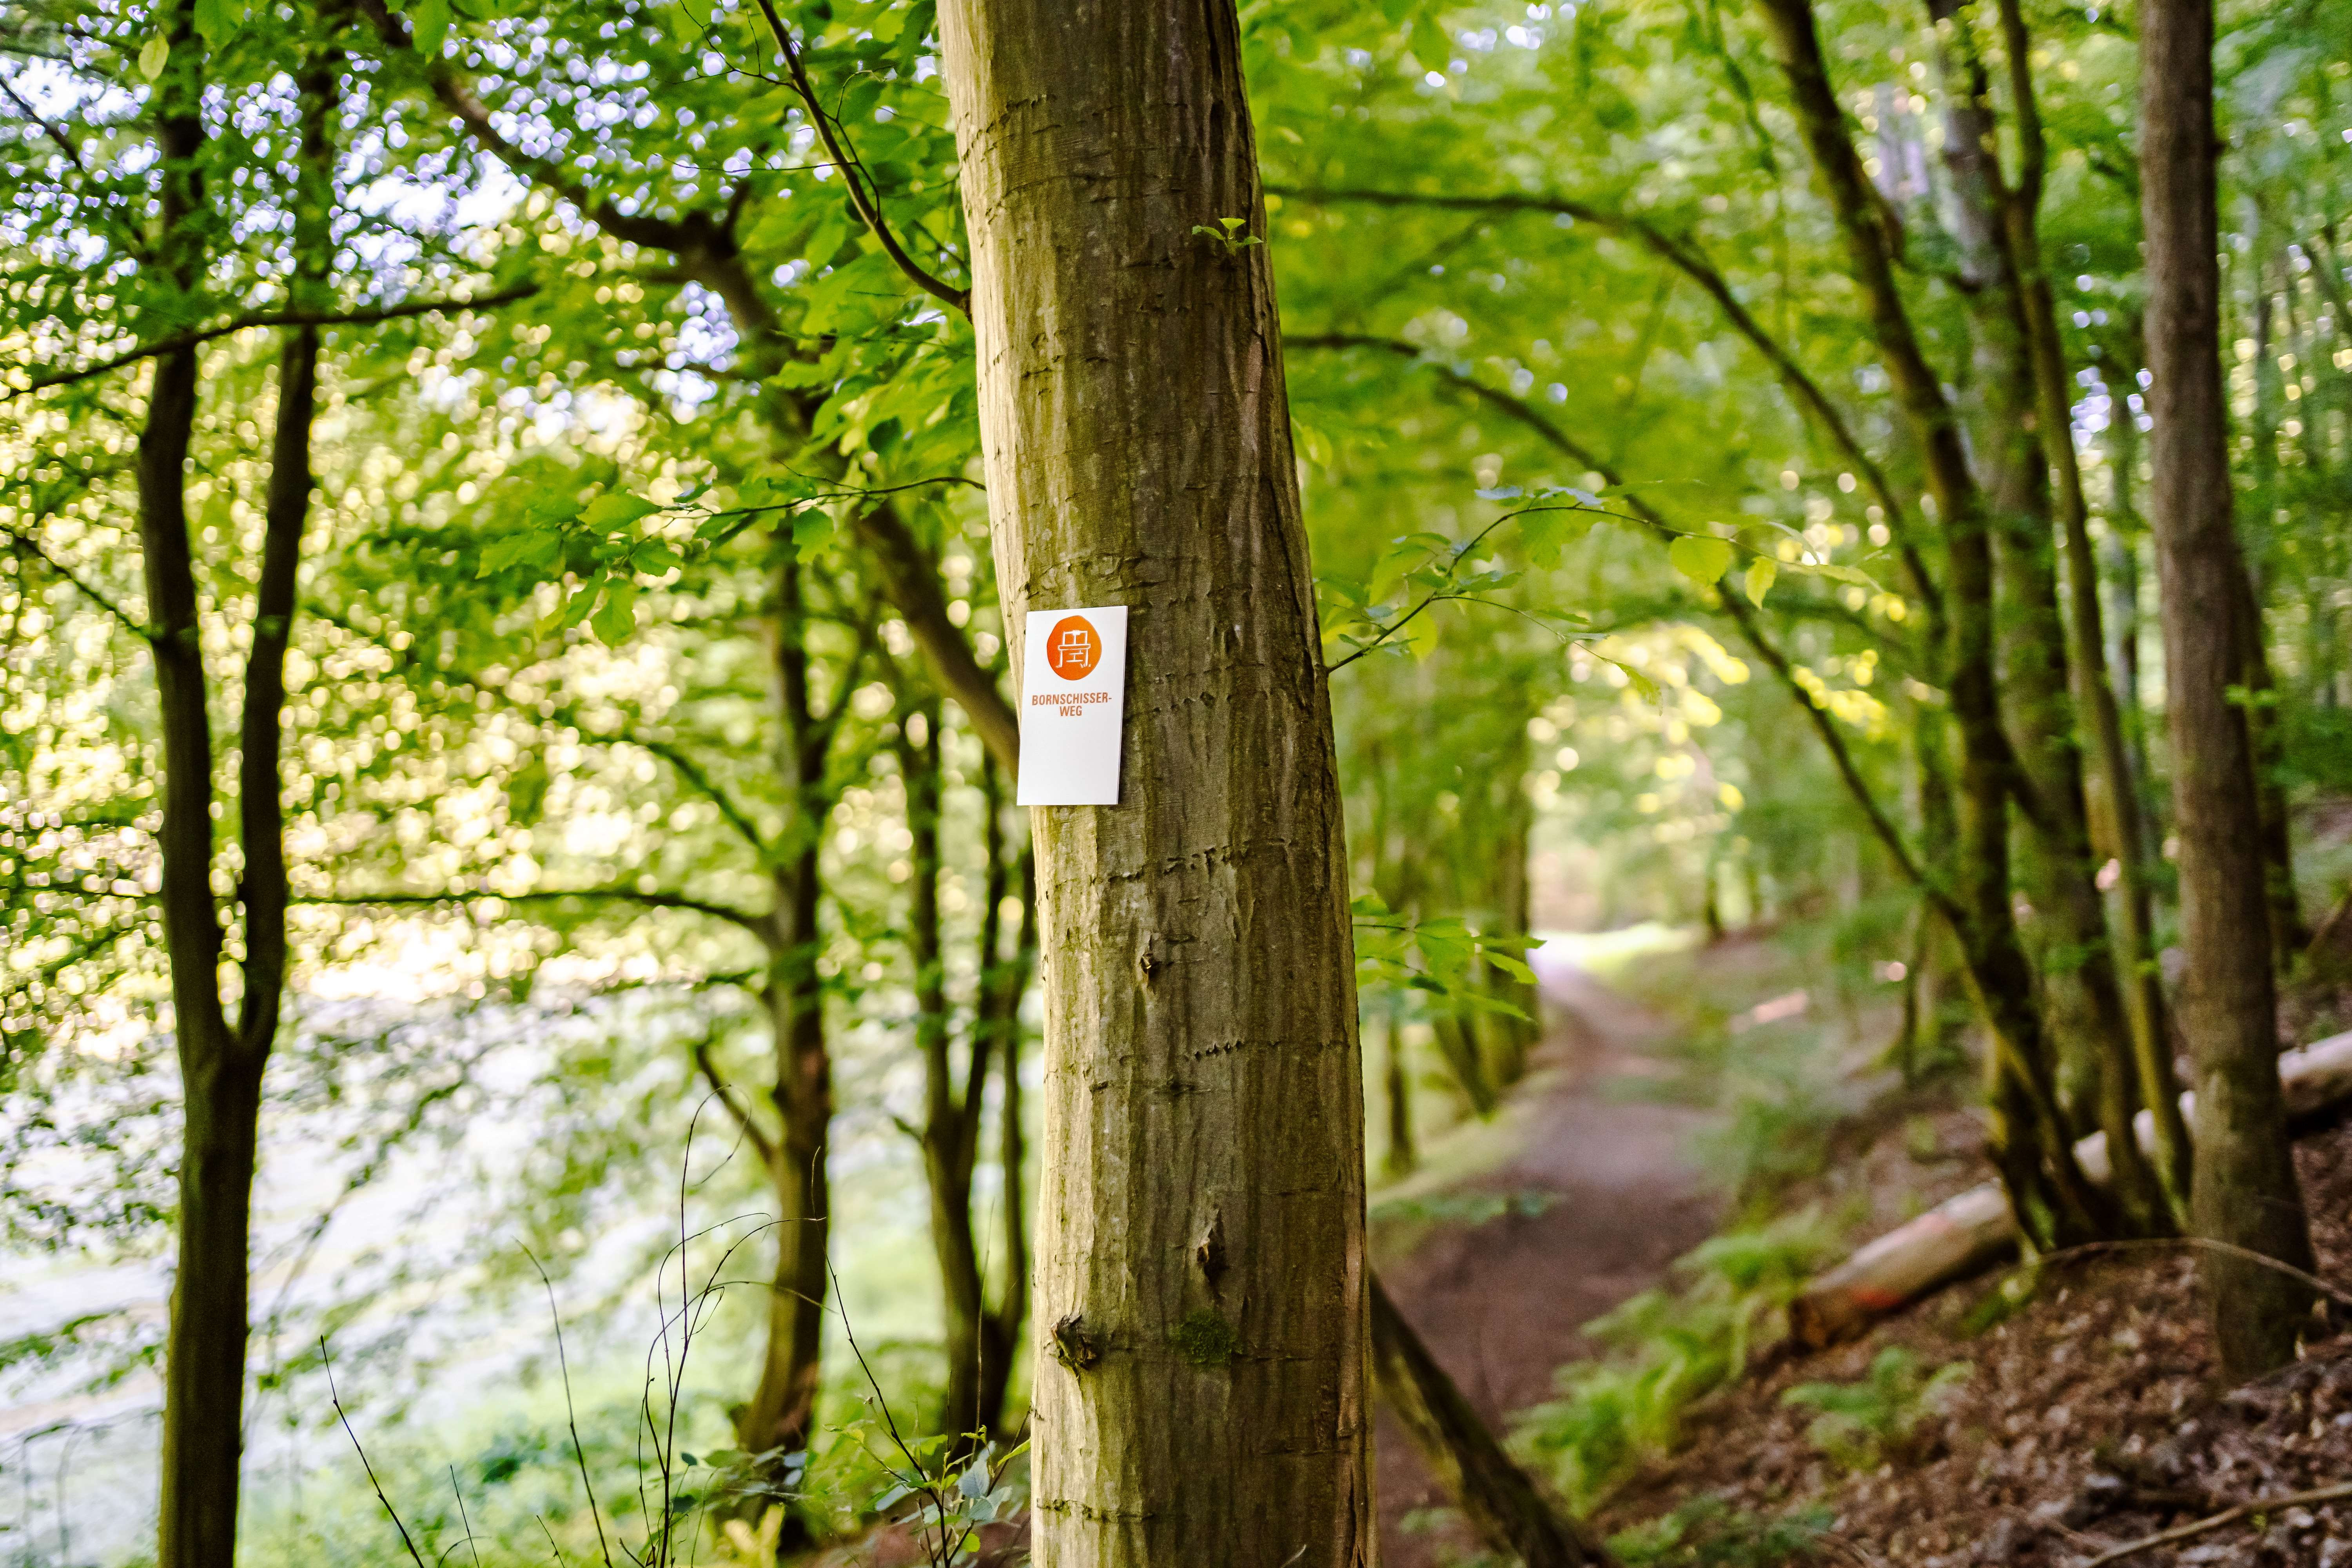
top-left (745, 0), bottom-right (970, 316)
top-left (450, 1466), bottom-right (484, 1568)
top-left (2028, 1234), bottom-right (2352, 1313)
top-left (299, 884), bottom-right (768, 933)
top-left (2080, 1479), bottom-right (2352, 1566)
top-left (323, 1340), bottom-right (432, 1568)
top-left (524, 1249), bottom-right (616, 1568)
top-left (692, 1038), bottom-right (780, 1169)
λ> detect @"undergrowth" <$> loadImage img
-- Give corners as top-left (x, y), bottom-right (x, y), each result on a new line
top-left (1510, 1208), bottom-right (1843, 1514)
top-left (1781, 1347), bottom-right (1970, 1471)
top-left (1606, 1495), bottom-right (1833, 1566)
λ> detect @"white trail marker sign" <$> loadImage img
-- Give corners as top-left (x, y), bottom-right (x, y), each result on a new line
top-left (1016, 605), bottom-right (1128, 806)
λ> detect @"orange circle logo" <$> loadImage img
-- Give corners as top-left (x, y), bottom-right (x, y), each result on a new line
top-left (1045, 615), bottom-right (1102, 681)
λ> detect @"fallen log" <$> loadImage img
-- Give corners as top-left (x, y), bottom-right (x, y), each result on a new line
top-left (1790, 1029), bottom-right (2352, 1347)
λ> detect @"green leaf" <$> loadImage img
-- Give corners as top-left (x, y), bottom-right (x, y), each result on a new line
top-left (410, 0), bottom-right (450, 55)
top-left (1667, 534), bottom-right (1733, 587)
top-left (478, 528), bottom-right (562, 578)
top-left (789, 509), bottom-right (836, 561)
top-left (193, 0), bottom-right (245, 46)
top-left (138, 35), bottom-right (169, 80)
top-left (582, 491), bottom-right (662, 529)
top-left (667, 1), bottom-right (703, 47)
top-left (632, 541), bottom-right (683, 575)
top-left (590, 580), bottom-right (639, 646)
top-left (1745, 555), bottom-right (1777, 606)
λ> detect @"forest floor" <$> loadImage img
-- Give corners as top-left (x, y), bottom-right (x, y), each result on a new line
top-left (1379, 930), bottom-right (2352, 1568)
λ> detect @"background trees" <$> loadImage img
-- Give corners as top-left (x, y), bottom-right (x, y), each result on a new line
top-left (2, 0), bottom-right (2349, 1559)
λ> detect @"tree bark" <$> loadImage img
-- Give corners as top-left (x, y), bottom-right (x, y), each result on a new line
top-left (938, 6), bottom-right (1374, 1564)
top-left (1368, 1277), bottom-right (1610, 1568)
top-left (2140, 0), bottom-right (2319, 1378)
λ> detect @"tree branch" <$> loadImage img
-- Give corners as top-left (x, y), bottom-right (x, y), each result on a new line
top-left (1294, 332), bottom-right (1935, 896)
top-left (354, 0), bottom-right (705, 254)
top-left (692, 1035), bottom-right (780, 1169)
top-left (1273, 184), bottom-right (1944, 626)
top-left (746, 0), bottom-right (971, 316)
top-left (5, 527), bottom-right (149, 638)
top-left (13, 286), bottom-right (537, 394)
top-left (300, 884), bottom-right (768, 932)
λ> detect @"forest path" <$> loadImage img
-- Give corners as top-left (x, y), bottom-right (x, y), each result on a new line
top-left (1372, 952), bottom-right (1722, 1566)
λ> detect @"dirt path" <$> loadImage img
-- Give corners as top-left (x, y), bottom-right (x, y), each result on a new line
top-left (1373, 959), bottom-right (1722, 1566)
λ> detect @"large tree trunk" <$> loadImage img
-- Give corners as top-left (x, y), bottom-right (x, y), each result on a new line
top-left (2140, 0), bottom-right (2319, 1378)
top-left (938, 7), bottom-right (1374, 1564)
top-left (1368, 1277), bottom-right (1609, 1568)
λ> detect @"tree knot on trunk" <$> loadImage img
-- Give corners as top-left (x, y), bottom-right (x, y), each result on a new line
top-left (1196, 1211), bottom-right (1229, 1294)
top-left (1049, 1312), bottom-right (1100, 1372)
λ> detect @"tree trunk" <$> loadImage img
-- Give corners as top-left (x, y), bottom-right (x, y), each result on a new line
top-left (1484, 777), bottom-right (1539, 1091)
top-left (976, 815), bottom-right (1036, 1441)
top-left (735, 558), bottom-right (835, 1488)
top-left (1383, 996), bottom-right (1418, 1178)
top-left (904, 698), bottom-right (991, 1445)
top-left (938, 6), bottom-right (1374, 1563)
top-left (1925, 0), bottom-right (2165, 1232)
top-left (1368, 1276), bottom-right (1610, 1568)
top-left (150, 7), bottom-right (332, 1562)
top-left (2140, 0), bottom-right (2319, 1378)
top-left (1755, 0), bottom-right (2105, 1249)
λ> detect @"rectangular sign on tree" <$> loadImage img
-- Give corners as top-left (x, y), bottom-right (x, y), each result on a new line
top-left (1016, 604), bottom-right (1128, 806)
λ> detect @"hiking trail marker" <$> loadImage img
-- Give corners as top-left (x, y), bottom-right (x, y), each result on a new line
top-left (1017, 605), bottom-right (1128, 806)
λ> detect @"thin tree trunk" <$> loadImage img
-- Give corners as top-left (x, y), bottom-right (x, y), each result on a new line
top-left (1433, 1014), bottom-right (1500, 1118)
top-left (975, 823), bottom-right (1036, 1441)
top-left (1368, 1276), bottom-right (1610, 1568)
top-left (2140, 0), bottom-right (2319, 1377)
top-left (938, 6), bottom-right (1374, 1563)
top-left (1755, 0), bottom-right (2104, 1248)
top-left (1992, 0), bottom-right (2189, 1212)
top-left (152, 9), bottom-right (333, 1563)
top-left (1485, 778), bottom-right (1539, 1091)
top-left (2240, 253), bottom-right (2309, 961)
top-left (903, 698), bottom-right (991, 1445)
top-left (736, 558), bottom-right (835, 1492)
top-left (1926, 0), bottom-right (2161, 1232)
top-left (1383, 995), bottom-right (1418, 1178)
